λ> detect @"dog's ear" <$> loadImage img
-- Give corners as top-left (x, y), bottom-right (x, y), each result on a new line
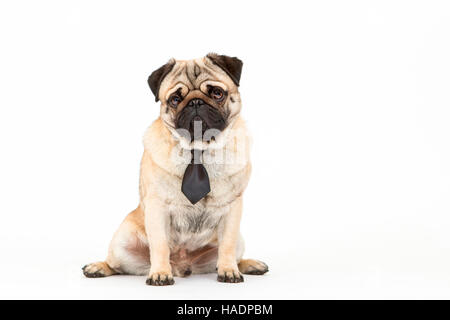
top-left (148, 59), bottom-right (176, 102)
top-left (207, 53), bottom-right (243, 86)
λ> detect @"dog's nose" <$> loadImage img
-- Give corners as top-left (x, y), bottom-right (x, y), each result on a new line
top-left (187, 98), bottom-right (205, 108)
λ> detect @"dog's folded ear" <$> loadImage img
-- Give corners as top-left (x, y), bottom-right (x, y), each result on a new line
top-left (206, 53), bottom-right (243, 86)
top-left (148, 59), bottom-right (176, 102)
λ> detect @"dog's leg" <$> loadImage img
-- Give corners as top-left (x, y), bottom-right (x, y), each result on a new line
top-left (216, 196), bottom-right (245, 283)
top-left (83, 207), bottom-right (151, 278)
top-left (143, 199), bottom-right (174, 286)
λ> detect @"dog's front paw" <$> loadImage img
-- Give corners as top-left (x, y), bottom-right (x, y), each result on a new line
top-left (146, 271), bottom-right (175, 286)
top-left (217, 266), bottom-right (244, 283)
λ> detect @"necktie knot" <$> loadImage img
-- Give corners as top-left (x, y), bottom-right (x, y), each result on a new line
top-left (191, 149), bottom-right (202, 164)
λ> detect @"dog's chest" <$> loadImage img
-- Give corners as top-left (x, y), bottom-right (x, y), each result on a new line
top-left (155, 149), bottom-right (249, 250)
top-left (168, 203), bottom-right (228, 250)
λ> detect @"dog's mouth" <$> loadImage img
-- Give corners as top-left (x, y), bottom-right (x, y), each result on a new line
top-left (176, 100), bottom-right (226, 141)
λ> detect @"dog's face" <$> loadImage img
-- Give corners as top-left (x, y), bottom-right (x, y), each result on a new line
top-left (148, 54), bottom-right (243, 142)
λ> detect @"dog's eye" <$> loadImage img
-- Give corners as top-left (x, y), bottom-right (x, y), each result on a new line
top-left (210, 87), bottom-right (225, 101)
top-left (168, 94), bottom-right (182, 108)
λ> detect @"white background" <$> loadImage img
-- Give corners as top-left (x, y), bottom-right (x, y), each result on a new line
top-left (0, 0), bottom-right (449, 299)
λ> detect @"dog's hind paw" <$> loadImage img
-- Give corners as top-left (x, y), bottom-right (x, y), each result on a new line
top-left (82, 261), bottom-right (117, 278)
top-left (238, 259), bottom-right (269, 275)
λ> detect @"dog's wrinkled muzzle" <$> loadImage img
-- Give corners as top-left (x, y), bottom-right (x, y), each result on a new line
top-left (176, 98), bottom-right (226, 140)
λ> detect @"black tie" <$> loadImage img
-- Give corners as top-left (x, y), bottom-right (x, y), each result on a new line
top-left (181, 149), bottom-right (211, 204)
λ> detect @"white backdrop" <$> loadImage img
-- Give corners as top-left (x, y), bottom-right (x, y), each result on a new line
top-left (0, 0), bottom-right (450, 299)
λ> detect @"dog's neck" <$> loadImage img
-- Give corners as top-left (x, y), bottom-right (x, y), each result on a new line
top-left (143, 115), bottom-right (249, 179)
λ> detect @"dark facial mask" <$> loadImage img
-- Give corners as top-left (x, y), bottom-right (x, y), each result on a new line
top-left (176, 99), bottom-right (226, 140)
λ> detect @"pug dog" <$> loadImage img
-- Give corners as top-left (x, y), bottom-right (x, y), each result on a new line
top-left (82, 53), bottom-right (268, 285)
